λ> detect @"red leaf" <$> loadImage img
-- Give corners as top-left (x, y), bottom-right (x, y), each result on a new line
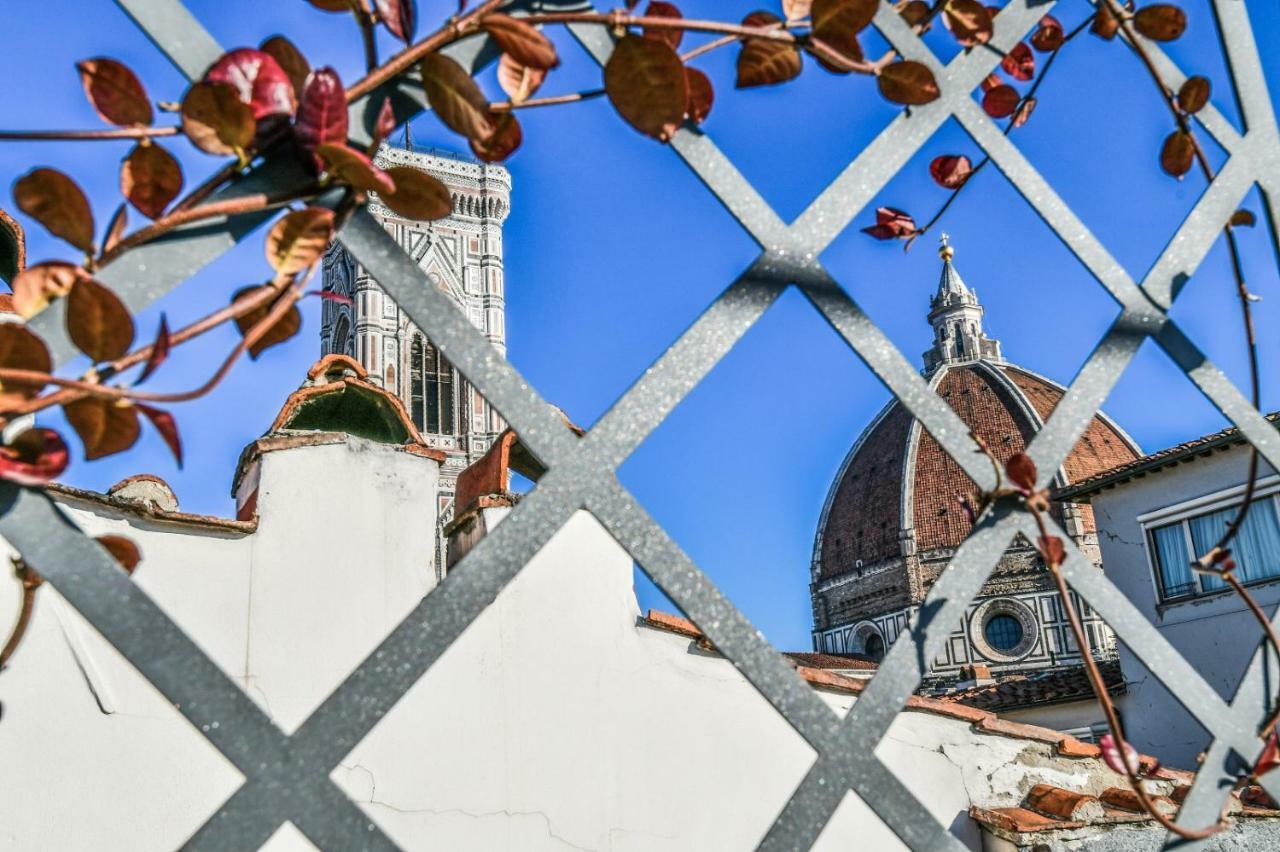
top-left (861, 206), bottom-right (916, 239)
top-left (381, 167), bottom-right (453, 219)
top-left (979, 73), bottom-right (1002, 93)
top-left (605, 35), bottom-right (688, 141)
top-left (1256, 732), bottom-right (1280, 778)
top-left (136, 403), bottom-right (183, 468)
top-left (77, 58), bottom-right (153, 127)
top-left (982, 84), bottom-right (1020, 118)
top-left (1160, 130), bottom-right (1195, 177)
top-left (498, 53), bottom-right (547, 104)
top-left (0, 428), bottom-right (69, 486)
top-left (685, 67), bottom-right (714, 124)
top-left (1037, 535), bottom-right (1066, 567)
top-left (1005, 452), bottom-right (1037, 492)
top-left (420, 53), bottom-right (494, 142)
top-left (0, 324), bottom-right (53, 406)
top-left (1092, 4), bottom-right (1120, 40)
top-left (1230, 209), bottom-right (1256, 227)
top-left (1001, 43), bottom-right (1035, 81)
top-left (929, 154), bottom-right (973, 189)
top-left (643, 2), bottom-right (685, 51)
top-left (899, 0), bottom-right (930, 27)
top-left (103, 203), bottom-right (128, 254)
top-left (295, 68), bottom-right (348, 159)
top-left (878, 61), bottom-right (940, 106)
top-left (811, 0), bottom-right (877, 70)
top-left (736, 12), bottom-right (801, 89)
top-left (13, 168), bottom-right (96, 254)
top-left (374, 97), bottom-right (397, 146)
top-left (376, 0), bottom-right (418, 43)
top-left (1178, 76), bottom-right (1210, 114)
top-left (205, 48), bottom-right (296, 121)
top-left (135, 313), bottom-right (171, 385)
top-left (231, 285), bottom-right (303, 360)
top-left (309, 289), bottom-right (353, 305)
top-left (265, 207), bottom-right (335, 275)
top-left (1099, 734), bottom-right (1141, 776)
top-left (1031, 15), bottom-right (1064, 51)
top-left (469, 112), bottom-right (523, 163)
top-left (121, 143), bottom-right (184, 219)
top-left (1134, 4), bottom-right (1187, 41)
top-left (317, 144), bottom-right (396, 193)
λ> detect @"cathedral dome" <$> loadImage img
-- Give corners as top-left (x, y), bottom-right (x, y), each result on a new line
top-left (812, 239), bottom-right (1142, 629)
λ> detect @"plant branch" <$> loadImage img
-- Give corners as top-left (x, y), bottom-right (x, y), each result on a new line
top-left (490, 89), bottom-right (605, 112)
top-left (0, 561), bottom-right (40, 671)
top-left (0, 126), bottom-right (180, 141)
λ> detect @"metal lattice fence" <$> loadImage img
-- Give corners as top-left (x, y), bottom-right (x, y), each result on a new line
top-left (3, 0), bottom-right (1280, 848)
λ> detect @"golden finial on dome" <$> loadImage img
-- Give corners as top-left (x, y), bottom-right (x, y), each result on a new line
top-left (938, 232), bottom-right (954, 261)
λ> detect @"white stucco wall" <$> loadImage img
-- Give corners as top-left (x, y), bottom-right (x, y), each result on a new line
top-left (1087, 442), bottom-right (1280, 768)
top-left (0, 435), bottom-right (1173, 850)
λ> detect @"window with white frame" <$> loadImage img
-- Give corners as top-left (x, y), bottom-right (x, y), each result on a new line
top-left (1143, 477), bottom-right (1280, 602)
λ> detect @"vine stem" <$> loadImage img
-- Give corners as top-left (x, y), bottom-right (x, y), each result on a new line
top-left (0, 565), bottom-right (39, 671)
top-left (0, 126), bottom-right (180, 141)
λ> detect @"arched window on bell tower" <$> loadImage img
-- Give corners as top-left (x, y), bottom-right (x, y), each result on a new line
top-left (409, 335), bottom-right (425, 430)
top-left (332, 313), bottom-right (351, 357)
top-left (424, 341), bottom-right (455, 434)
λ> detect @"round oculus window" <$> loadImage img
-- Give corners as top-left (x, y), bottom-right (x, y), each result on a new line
top-left (983, 614), bottom-right (1024, 653)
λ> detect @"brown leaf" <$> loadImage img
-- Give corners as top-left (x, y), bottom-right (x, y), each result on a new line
top-left (232, 285), bottom-right (302, 359)
top-left (929, 154), bottom-right (973, 189)
top-left (0, 428), bottom-right (69, 486)
top-left (64, 397), bottom-right (140, 460)
top-left (1005, 452), bottom-right (1037, 492)
top-left (305, 0), bottom-right (351, 10)
top-left (736, 12), bottom-right (800, 89)
top-left (1177, 76), bottom-right (1210, 114)
top-left (898, 0), bottom-right (931, 27)
top-left (205, 48), bottom-right (297, 121)
top-left (469, 112), bottom-right (523, 163)
top-left (783, 0), bottom-right (812, 21)
top-left (1230, 209), bottom-right (1256, 227)
top-left (103, 203), bottom-right (128, 254)
top-left (294, 67), bottom-right (349, 158)
top-left (66, 277), bottom-right (135, 362)
top-left (812, 0), bottom-right (876, 70)
top-left (12, 261), bottom-right (82, 319)
top-left (13, 168), bottom-right (96, 254)
top-left (264, 207), bottom-right (335, 275)
top-left (380, 166), bottom-right (453, 220)
top-left (1134, 4), bottom-right (1187, 41)
top-left (121, 143), bottom-right (183, 219)
top-left (642, 2), bottom-right (684, 51)
top-left (685, 67), bottom-right (714, 124)
top-left (604, 35), bottom-right (688, 141)
top-left (1257, 732), bottom-right (1280, 778)
top-left (1011, 95), bottom-right (1037, 128)
top-left (96, 534), bottom-right (142, 574)
top-left (135, 313), bottom-right (170, 385)
top-left (943, 0), bottom-right (993, 47)
top-left (982, 84), bottom-right (1020, 118)
top-left (317, 144), bottom-right (396, 193)
top-left (77, 58), bottom-right (153, 127)
top-left (877, 60), bottom-right (940, 106)
top-left (260, 35), bottom-right (311, 97)
top-left (181, 81), bottom-right (255, 156)
top-left (376, 0), bottom-right (418, 43)
top-left (1160, 129), bottom-right (1195, 177)
top-left (1001, 43), bottom-right (1035, 81)
top-left (483, 13), bottom-right (560, 69)
top-left (1091, 3), bottom-right (1120, 40)
top-left (1031, 15), bottom-right (1064, 51)
top-left (861, 206), bottom-right (916, 239)
top-left (136, 402), bottom-right (182, 468)
top-left (498, 54), bottom-right (547, 105)
top-left (420, 53), bottom-right (494, 142)
top-left (979, 73), bottom-right (1001, 92)
top-left (0, 324), bottom-right (52, 406)
top-left (1037, 535), bottom-right (1066, 567)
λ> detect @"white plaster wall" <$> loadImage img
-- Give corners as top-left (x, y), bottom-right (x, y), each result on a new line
top-left (1090, 442), bottom-right (1280, 768)
top-left (0, 436), bottom-right (1133, 850)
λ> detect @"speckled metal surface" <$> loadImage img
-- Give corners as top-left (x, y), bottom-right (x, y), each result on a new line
top-left (5, 0), bottom-right (1280, 848)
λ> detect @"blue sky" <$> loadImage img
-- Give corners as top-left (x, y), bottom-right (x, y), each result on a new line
top-left (3, 0), bottom-right (1279, 651)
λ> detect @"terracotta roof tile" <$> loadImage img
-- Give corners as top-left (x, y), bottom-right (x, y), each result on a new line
top-left (940, 660), bottom-right (1125, 711)
top-left (1026, 784), bottom-right (1105, 820)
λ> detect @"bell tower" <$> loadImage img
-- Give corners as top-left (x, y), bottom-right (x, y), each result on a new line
top-left (923, 235), bottom-right (1003, 372)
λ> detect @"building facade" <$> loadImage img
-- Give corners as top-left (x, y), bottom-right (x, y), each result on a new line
top-left (811, 240), bottom-right (1142, 688)
top-left (1058, 417), bottom-right (1280, 767)
top-left (320, 145), bottom-right (511, 516)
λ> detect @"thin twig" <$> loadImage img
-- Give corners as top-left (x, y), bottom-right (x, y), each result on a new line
top-left (490, 89), bottom-right (606, 112)
top-left (0, 127), bottom-right (180, 141)
top-left (0, 562), bottom-right (40, 671)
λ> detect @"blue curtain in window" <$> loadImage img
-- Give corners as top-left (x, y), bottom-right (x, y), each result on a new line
top-left (1152, 523), bottom-right (1194, 598)
top-left (1189, 507), bottom-right (1233, 591)
top-left (1234, 499), bottom-right (1280, 583)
